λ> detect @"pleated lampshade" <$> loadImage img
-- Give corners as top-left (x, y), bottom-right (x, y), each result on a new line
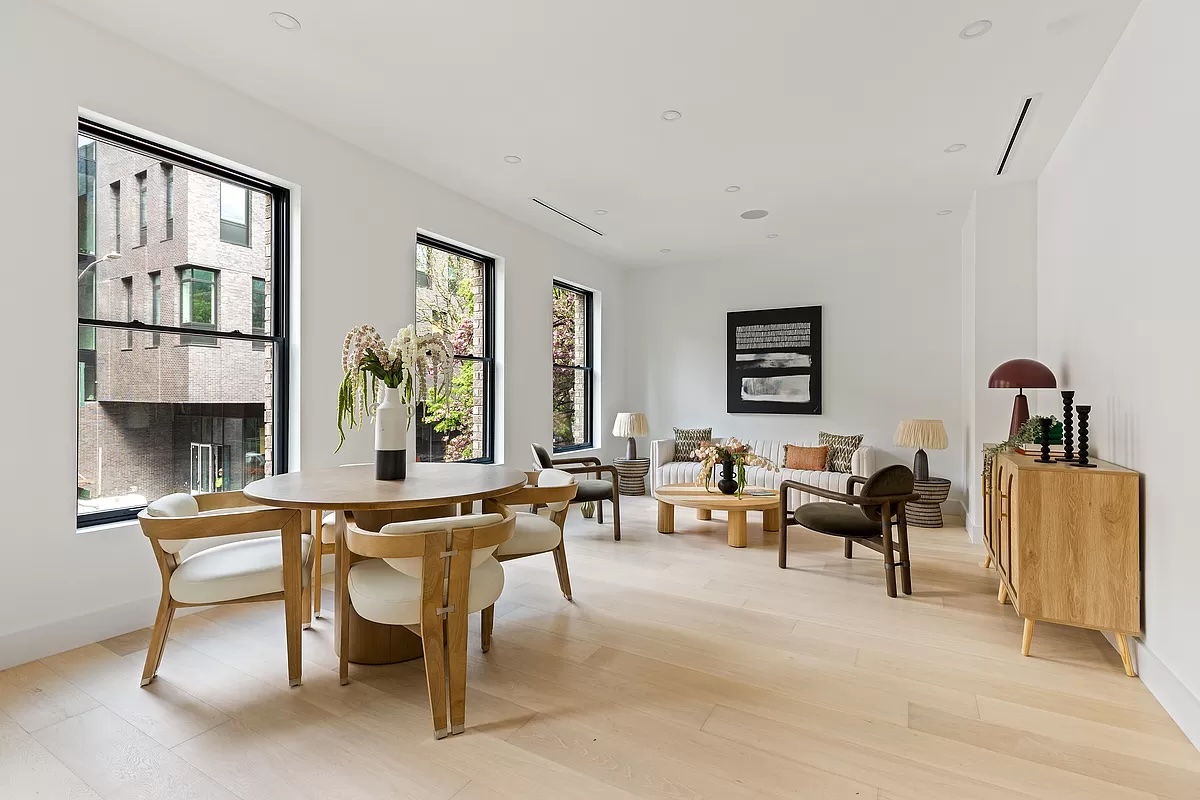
top-left (612, 412), bottom-right (649, 438)
top-left (894, 419), bottom-right (948, 451)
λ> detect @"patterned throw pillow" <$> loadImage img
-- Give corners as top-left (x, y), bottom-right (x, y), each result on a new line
top-left (673, 427), bottom-right (712, 462)
top-left (818, 431), bottom-right (864, 473)
top-left (784, 445), bottom-right (829, 471)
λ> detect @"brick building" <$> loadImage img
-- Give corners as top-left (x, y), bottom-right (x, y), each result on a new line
top-left (77, 137), bottom-right (273, 513)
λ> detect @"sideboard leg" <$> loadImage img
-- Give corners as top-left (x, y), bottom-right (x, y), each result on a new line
top-left (1021, 618), bottom-right (1035, 657)
top-left (997, 581), bottom-right (1010, 604)
top-left (1116, 633), bottom-right (1137, 677)
top-left (981, 552), bottom-right (992, 569)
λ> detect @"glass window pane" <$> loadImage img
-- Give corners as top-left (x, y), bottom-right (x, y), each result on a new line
top-left (77, 137), bottom-right (96, 256)
top-left (552, 285), bottom-right (587, 368)
top-left (77, 328), bottom-right (273, 516)
top-left (413, 358), bottom-right (485, 462)
top-left (553, 366), bottom-right (588, 450)
top-left (415, 243), bottom-right (485, 357)
top-left (220, 182), bottom-right (247, 225)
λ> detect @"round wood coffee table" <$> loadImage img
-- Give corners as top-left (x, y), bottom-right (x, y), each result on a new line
top-left (652, 484), bottom-right (780, 548)
top-left (245, 463), bottom-right (526, 665)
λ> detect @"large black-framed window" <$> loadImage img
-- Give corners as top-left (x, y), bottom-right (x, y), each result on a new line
top-left (552, 280), bottom-right (594, 452)
top-left (414, 235), bottom-right (495, 464)
top-left (76, 118), bottom-right (290, 528)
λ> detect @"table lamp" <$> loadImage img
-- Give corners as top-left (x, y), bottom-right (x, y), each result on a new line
top-left (988, 359), bottom-right (1057, 437)
top-left (894, 419), bottom-right (947, 481)
top-left (612, 412), bottom-right (649, 460)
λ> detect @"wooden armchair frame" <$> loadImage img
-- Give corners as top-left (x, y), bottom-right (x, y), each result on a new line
top-left (137, 493), bottom-right (311, 688)
top-left (778, 477), bottom-right (920, 597)
top-left (337, 503), bottom-right (515, 738)
top-left (544, 455), bottom-right (622, 541)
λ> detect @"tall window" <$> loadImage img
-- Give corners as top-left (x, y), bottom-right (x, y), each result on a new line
top-left (111, 181), bottom-right (121, 253)
top-left (220, 182), bottom-right (249, 246)
top-left (414, 237), bottom-right (494, 463)
top-left (137, 171), bottom-right (148, 246)
top-left (552, 281), bottom-right (593, 452)
top-left (77, 118), bottom-right (289, 527)
top-left (163, 164), bottom-right (174, 239)
top-left (251, 277), bottom-right (266, 350)
top-left (181, 267), bottom-right (217, 345)
top-left (149, 272), bottom-right (161, 347)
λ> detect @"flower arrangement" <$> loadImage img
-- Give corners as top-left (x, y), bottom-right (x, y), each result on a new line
top-left (695, 438), bottom-right (777, 497)
top-left (336, 324), bottom-right (455, 450)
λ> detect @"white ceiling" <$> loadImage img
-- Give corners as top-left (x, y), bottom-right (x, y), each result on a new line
top-left (51, 0), bottom-right (1139, 266)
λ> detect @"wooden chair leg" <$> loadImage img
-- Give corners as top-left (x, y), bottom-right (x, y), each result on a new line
top-left (335, 514), bottom-right (351, 686)
top-left (481, 605), bottom-right (494, 653)
top-left (140, 595), bottom-right (175, 687)
top-left (420, 618), bottom-right (449, 739)
top-left (880, 504), bottom-right (897, 598)
top-left (611, 493), bottom-right (621, 541)
top-left (597, 499), bottom-right (604, 524)
top-left (301, 582), bottom-right (312, 629)
top-left (445, 530), bottom-right (472, 736)
top-left (312, 545), bottom-right (323, 619)
top-left (778, 518), bottom-right (788, 569)
top-left (896, 505), bottom-right (913, 596)
top-left (552, 539), bottom-right (573, 601)
top-left (281, 512), bottom-right (304, 687)
top-left (844, 539), bottom-right (853, 559)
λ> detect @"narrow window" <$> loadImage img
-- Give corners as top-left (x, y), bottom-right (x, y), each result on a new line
top-left (149, 272), bottom-right (161, 347)
top-left (220, 182), bottom-right (249, 246)
top-left (111, 181), bottom-right (121, 253)
top-left (180, 267), bottom-right (217, 345)
top-left (163, 164), bottom-right (174, 240)
top-left (137, 171), bottom-right (147, 246)
top-left (122, 277), bottom-right (134, 349)
top-left (251, 276), bottom-right (266, 350)
top-left (552, 281), bottom-right (594, 452)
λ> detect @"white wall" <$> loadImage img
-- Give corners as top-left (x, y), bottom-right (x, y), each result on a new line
top-left (0, 0), bottom-right (627, 668)
top-left (625, 236), bottom-right (965, 507)
top-left (1037, 0), bottom-right (1200, 743)
top-left (960, 195), bottom-right (977, 524)
top-left (963, 183), bottom-right (1040, 537)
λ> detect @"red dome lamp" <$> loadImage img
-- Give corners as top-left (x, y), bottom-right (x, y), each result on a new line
top-left (988, 359), bottom-right (1057, 437)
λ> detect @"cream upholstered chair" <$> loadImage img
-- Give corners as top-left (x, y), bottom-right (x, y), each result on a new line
top-left (137, 492), bottom-right (314, 687)
top-left (481, 470), bottom-right (578, 645)
top-left (337, 504), bottom-right (514, 739)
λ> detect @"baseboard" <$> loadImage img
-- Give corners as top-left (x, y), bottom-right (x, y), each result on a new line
top-left (0, 594), bottom-right (193, 671)
top-left (1101, 632), bottom-right (1200, 750)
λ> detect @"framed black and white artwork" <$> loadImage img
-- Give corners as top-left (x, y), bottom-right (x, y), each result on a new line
top-left (727, 305), bottom-right (822, 415)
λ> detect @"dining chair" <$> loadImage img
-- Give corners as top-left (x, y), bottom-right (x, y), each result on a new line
top-left (778, 465), bottom-right (920, 598)
top-left (313, 463), bottom-right (371, 619)
top-left (337, 504), bottom-right (515, 739)
top-left (531, 443), bottom-right (621, 540)
top-left (480, 470), bottom-right (578, 647)
top-left (136, 492), bottom-right (314, 687)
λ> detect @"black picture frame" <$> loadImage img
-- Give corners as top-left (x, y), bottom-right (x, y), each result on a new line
top-left (727, 305), bottom-right (822, 415)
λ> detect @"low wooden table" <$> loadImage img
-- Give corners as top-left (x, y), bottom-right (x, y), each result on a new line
top-left (653, 484), bottom-right (780, 548)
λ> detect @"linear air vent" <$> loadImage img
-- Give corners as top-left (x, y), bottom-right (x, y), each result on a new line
top-left (530, 198), bottom-right (604, 236)
top-left (996, 95), bottom-right (1036, 176)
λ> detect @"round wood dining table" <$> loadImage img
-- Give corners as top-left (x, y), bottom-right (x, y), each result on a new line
top-left (245, 462), bottom-right (527, 665)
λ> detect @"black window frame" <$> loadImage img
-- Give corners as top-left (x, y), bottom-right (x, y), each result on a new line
top-left (77, 118), bottom-right (290, 529)
top-left (552, 280), bottom-right (594, 453)
top-left (415, 234), bottom-right (495, 464)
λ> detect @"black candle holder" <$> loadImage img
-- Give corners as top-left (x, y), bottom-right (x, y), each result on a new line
top-left (1071, 404), bottom-right (1098, 468)
top-left (1037, 417), bottom-right (1054, 463)
top-left (1056, 390), bottom-right (1077, 462)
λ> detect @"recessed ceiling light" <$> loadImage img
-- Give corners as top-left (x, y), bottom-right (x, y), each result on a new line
top-left (503, 155), bottom-right (522, 164)
top-left (960, 20), bottom-right (992, 39)
top-left (593, 209), bottom-right (608, 216)
top-left (269, 11), bottom-right (301, 30)
top-left (766, 233), bottom-right (779, 239)
top-left (740, 209), bottom-right (769, 220)
top-left (661, 110), bottom-right (682, 121)
top-left (944, 143), bottom-right (968, 153)
top-left (724, 185), bottom-right (741, 193)
top-left (659, 248), bottom-right (672, 253)
top-left (937, 209), bottom-right (953, 216)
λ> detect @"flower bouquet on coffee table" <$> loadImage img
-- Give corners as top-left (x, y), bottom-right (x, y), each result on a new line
top-left (695, 438), bottom-right (777, 497)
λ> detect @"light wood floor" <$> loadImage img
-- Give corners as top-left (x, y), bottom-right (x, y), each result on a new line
top-left (3, 496), bottom-right (1197, 799)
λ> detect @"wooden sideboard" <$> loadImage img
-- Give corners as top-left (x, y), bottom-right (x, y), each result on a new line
top-left (983, 449), bottom-right (1141, 675)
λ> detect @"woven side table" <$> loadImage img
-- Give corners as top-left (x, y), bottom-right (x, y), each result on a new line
top-left (613, 457), bottom-right (651, 496)
top-left (910, 477), bottom-right (952, 528)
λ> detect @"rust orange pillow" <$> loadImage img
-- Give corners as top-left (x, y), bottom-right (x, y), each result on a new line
top-left (785, 445), bottom-right (828, 471)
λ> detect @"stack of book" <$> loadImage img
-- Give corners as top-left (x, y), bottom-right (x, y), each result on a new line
top-left (1016, 443), bottom-right (1067, 458)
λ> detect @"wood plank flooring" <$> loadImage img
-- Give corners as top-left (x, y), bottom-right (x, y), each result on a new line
top-left (2, 496), bottom-right (1197, 799)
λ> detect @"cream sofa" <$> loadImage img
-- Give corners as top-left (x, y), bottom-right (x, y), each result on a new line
top-left (650, 438), bottom-right (877, 507)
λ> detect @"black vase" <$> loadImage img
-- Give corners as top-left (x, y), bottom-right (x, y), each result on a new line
top-left (717, 458), bottom-right (738, 495)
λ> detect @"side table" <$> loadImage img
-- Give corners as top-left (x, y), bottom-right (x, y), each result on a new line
top-left (910, 477), bottom-right (952, 528)
top-left (613, 457), bottom-right (651, 496)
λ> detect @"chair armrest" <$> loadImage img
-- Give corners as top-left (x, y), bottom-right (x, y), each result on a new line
top-left (555, 464), bottom-right (618, 484)
top-left (498, 483), bottom-right (578, 507)
top-left (138, 506), bottom-right (301, 541)
top-left (846, 476), bottom-right (867, 494)
top-left (552, 455), bottom-right (601, 467)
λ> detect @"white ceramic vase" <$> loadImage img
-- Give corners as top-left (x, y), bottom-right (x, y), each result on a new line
top-left (375, 387), bottom-right (408, 480)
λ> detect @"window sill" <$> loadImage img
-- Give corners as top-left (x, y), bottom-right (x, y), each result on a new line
top-left (553, 444), bottom-right (599, 456)
top-left (77, 518), bottom-right (140, 535)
